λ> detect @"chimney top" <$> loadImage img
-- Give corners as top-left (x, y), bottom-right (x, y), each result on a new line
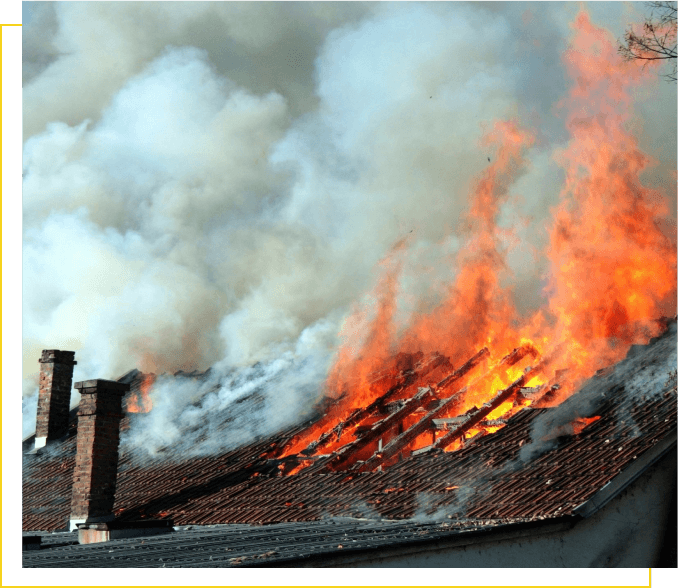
top-left (39, 350), bottom-right (77, 365)
top-left (34, 349), bottom-right (77, 450)
top-left (74, 379), bottom-right (130, 393)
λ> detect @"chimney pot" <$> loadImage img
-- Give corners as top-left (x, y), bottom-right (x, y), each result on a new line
top-left (34, 349), bottom-right (77, 450)
top-left (69, 378), bottom-right (130, 531)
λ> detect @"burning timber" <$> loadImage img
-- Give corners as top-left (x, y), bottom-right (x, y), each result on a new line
top-left (22, 319), bottom-right (677, 552)
top-left (299, 352), bottom-right (451, 457)
top-left (273, 341), bottom-right (568, 475)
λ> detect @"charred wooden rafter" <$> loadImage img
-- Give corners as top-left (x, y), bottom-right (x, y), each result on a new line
top-left (328, 347), bottom-right (489, 469)
top-left (354, 346), bottom-right (546, 473)
top-left (533, 383), bottom-right (563, 407)
top-left (431, 360), bottom-right (550, 452)
top-left (353, 387), bottom-right (476, 473)
top-left (435, 347), bottom-right (489, 392)
top-left (342, 348), bottom-right (491, 473)
top-left (301, 353), bottom-right (449, 456)
top-left (324, 386), bottom-right (436, 471)
top-left (480, 344), bottom-right (539, 383)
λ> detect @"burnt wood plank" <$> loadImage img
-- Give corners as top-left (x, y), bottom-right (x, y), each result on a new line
top-left (302, 353), bottom-right (449, 456)
top-left (432, 360), bottom-right (550, 451)
top-left (324, 386), bottom-right (436, 471)
top-left (355, 346), bottom-right (543, 472)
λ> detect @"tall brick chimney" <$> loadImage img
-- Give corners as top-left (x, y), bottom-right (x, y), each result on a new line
top-left (69, 379), bottom-right (130, 531)
top-left (34, 350), bottom-right (77, 450)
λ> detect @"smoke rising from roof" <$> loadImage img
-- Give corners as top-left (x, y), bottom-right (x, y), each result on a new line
top-left (519, 320), bottom-right (678, 465)
top-left (120, 317), bottom-right (339, 459)
top-left (22, 3), bottom-right (676, 442)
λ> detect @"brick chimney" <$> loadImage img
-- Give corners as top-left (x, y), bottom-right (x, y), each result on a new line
top-left (34, 350), bottom-right (77, 450)
top-left (69, 379), bottom-right (130, 531)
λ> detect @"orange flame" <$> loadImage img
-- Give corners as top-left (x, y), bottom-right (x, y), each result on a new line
top-left (127, 373), bottom-right (155, 413)
top-left (326, 236), bottom-right (410, 408)
top-left (545, 11), bottom-right (676, 380)
top-left (572, 415), bottom-right (601, 435)
top-left (279, 10), bottom-right (676, 469)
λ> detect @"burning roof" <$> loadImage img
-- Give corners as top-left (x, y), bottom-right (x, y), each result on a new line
top-left (250, 12), bottom-right (678, 476)
top-left (23, 318), bottom-right (677, 533)
top-left (21, 5), bottom-right (677, 569)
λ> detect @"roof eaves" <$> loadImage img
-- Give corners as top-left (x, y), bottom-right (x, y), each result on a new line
top-left (262, 517), bottom-right (577, 568)
top-left (572, 426), bottom-right (677, 519)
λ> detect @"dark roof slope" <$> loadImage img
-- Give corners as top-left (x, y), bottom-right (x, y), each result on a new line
top-left (21, 517), bottom-right (571, 568)
top-left (23, 321), bottom-right (677, 532)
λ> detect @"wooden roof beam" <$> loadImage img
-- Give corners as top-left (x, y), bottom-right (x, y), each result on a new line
top-left (432, 359), bottom-right (551, 452)
top-left (302, 353), bottom-right (449, 457)
top-left (324, 386), bottom-right (436, 471)
top-left (354, 346), bottom-right (547, 473)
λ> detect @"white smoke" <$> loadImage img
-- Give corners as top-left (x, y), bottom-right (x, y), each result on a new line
top-left (22, 3), bottom-right (676, 444)
top-left (121, 318), bottom-right (339, 459)
top-left (412, 486), bottom-right (477, 524)
top-left (519, 320), bottom-right (678, 465)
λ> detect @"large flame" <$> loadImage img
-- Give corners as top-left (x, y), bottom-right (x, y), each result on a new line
top-left (281, 10), bottom-right (676, 464)
top-left (545, 11), bottom-right (676, 386)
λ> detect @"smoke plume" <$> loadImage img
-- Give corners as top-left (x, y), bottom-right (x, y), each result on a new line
top-left (23, 3), bottom-right (676, 448)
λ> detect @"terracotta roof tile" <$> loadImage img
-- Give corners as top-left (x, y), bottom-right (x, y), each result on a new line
top-left (23, 323), bottom-right (677, 531)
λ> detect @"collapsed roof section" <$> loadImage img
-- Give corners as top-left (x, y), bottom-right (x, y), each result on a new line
top-left (271, 337), bottom-right (590, 475)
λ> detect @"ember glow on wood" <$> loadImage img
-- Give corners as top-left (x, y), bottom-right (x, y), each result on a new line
top-left (277, 343), bottom-right (558, 475)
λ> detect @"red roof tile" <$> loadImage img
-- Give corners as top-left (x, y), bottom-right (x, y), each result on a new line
top-left (23, 322), bottom-right (677, 532)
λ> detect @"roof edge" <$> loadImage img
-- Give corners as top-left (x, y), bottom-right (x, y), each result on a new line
top-left (262, 517), bottom-right (577, 568)
top-left (573, 426), bottom-right (677, 518)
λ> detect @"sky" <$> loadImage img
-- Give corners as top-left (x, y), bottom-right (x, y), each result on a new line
top-left (19, 1), bottom-right (677, 441)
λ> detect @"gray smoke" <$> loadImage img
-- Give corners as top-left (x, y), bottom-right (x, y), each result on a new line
top-left (22, 2), bottom-right (676, 443)
top-left (412, 486), bottom-right (477, 524)
top-left (519, 321), bottom-right (677, 464)
top-left (120, 317), bottom-right (338, 459)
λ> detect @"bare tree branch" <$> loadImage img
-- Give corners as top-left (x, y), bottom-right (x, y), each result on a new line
top-left (619, 1), bottom-right (677, 81)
